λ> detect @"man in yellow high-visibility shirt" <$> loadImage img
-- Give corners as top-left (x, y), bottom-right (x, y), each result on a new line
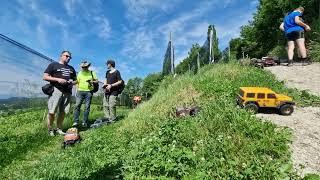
top-left (73, 60), bottom-right (98, 127)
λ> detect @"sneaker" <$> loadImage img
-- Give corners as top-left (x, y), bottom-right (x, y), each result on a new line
top-left (286, 60), bottom-right (293, 66)
top-left (48, 129), bottom-right (55, 136)
top-left (72, 122), bottom-right (79, 127)
top-left (56, 128), bottom-right (66, 135)
top-left (302, 60), bottom-right (312, 66)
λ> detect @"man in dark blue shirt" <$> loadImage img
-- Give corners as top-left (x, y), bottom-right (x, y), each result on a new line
top-left (280, 7), bottom-right (311, 66)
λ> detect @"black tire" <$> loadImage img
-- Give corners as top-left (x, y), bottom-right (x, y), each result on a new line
top-left (244, 103), bottom-right (259, 114)
top-left (280, 104), bottom-right (294, 116)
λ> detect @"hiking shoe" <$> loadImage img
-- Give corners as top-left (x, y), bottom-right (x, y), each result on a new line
top-left (48, 129), bottom-right (55, 136)
top-left (302, 60), bottom-right (312, 66)
top-left (56, 128), bottom-right (66, 135)
top-left (72, 122), bottom-right (79, 127)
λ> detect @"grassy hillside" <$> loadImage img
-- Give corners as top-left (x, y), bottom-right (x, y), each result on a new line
top-left (1, 63), bottom-right (319, 179)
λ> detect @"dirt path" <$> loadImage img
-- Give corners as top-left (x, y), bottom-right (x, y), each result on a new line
top-left (257, 63), bottom-right (320, 176)
top-left (265, 63), bottom-right (320, 96)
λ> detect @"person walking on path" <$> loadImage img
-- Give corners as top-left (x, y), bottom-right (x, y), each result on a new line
top-left (73, 60), bottom-right (98, 127)
top-left (43, 50), bottom-right (77, 136)
top-left (279, 7), bottom-right (311, 66)
top-left (103, 59), bottom-right (123, 122)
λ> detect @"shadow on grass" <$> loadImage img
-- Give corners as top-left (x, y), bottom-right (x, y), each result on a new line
top-left (75, 115), bottom-right (127, 132)
top-left (85, 163), bottom-right (123, 180)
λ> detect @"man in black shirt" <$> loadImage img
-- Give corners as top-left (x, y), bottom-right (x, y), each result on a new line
top-left (103, 59), bottom-right (123, 122)
top-left (43, 50), bottom-right (77, 136)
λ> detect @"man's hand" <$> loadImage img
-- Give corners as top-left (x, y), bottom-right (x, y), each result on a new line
top-left (68, 79), bottom-right (77, 85)
top-left (279, 22), bottom-right (285, 31)
top-left (106, 84), bottom-right (112, 91)
top-left (56, 78), bottom-right (67, 84)
top-left (305, 25), bottom-right (311, 31)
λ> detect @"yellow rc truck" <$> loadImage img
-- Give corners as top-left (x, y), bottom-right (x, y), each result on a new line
top-left (237, 87), bottom-right (295, 116)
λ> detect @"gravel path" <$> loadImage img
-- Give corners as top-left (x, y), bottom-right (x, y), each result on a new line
top-left (265, 63), bottom-right (320, 96)
top-left (257, 63), bottom-right (320, 176)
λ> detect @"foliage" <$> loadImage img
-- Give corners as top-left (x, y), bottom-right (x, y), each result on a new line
top-left (308, 20), bottom-right (320, 62)
top-left (175, 44), bottom-right (201, 74)
top-left (176, 25), bottom-right (222, 75)
top-left (123, 77), bottom-right (143, 97)
top-left (141, 72), bottom-right (164, 100)
top-left (268, 45), bottom-right (287, 58)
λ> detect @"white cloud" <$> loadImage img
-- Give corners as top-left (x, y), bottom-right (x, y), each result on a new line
top-left (215, 11), bottom-right (255, 49)
top-left (158, 1), bottom-right (220, 47)
top-left (123, 0), bottom-right (181, 23)
top-left (93, 16), bottom-right (112, 40)
top-left (121, 27), bottom-right (158, 60)
top-left (64, 0), bottom-right (77, 16)
top-left (36, 25), bottom-right (48, 48)
top-left (63, 0), bottom-right (112, 40)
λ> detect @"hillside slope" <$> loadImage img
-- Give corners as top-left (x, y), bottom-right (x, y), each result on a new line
top-left (1, 63), bottom-right (320, 179)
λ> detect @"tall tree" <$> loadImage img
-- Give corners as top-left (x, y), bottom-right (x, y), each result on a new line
top-left (142, 73), bottom-right (163, 99)
top-left (162, 34), bottom-right (175, 76)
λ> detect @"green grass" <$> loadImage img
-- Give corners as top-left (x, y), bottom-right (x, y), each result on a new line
top-left (1, 63), bottom-right (319, 179)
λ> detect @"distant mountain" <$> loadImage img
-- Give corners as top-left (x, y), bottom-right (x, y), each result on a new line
top-left (0, 97), bottom-right (28, 104)
top-left (0, 94), bottom-right (10, 100)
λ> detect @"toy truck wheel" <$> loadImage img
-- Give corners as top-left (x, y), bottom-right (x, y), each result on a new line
top-left (244, 103), bottom-right (258, 114)
top-left (280, 104), bottom-right (294, 116)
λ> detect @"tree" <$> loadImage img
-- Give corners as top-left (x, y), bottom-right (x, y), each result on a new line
top-left (162, 40), bottom-right (174, 76)
top-left (123, 77), bottom-right (143, 98)
top-left (142, 73), bottom-right (163, 99)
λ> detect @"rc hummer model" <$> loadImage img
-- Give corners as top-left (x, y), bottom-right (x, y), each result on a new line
top-left (237, 87), bottom-right (295, 115)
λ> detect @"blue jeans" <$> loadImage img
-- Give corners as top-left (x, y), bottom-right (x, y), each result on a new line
top-left (74, 91), bottom-right (92, 124)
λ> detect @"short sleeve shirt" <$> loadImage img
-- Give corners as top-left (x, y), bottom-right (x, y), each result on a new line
top-left (105, 70), bottom-right (122, 96)
top-left (284, 11), bottom-right (304, 34)
top-left (77, 71), bottom-right (98, 91)
top-left (44, 62), bottom-right (77, 93)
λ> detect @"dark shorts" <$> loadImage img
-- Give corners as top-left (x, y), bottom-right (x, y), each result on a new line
top-left (286, 31), bottom-right (304, 41)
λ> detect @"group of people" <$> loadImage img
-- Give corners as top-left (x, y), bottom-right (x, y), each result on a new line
top-left (43, 50), bottom-right (123, 136)
top-left (280, 6), bottom-right (311, 66)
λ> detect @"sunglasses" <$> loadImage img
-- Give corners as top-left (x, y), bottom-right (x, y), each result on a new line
top-left (63, 54), bottom-right (72, 59)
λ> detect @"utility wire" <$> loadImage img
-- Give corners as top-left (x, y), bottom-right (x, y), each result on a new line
top-left (0, 33), bottom-right (54, 63)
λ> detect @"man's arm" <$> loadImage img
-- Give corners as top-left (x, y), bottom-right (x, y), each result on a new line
top-left (295, 16), bottom-right (311, 31)
top-left (43, 73), bottom-right (67, 84)
top-left (92, 72), bottom-right (99, 83)
top-left (110, 71), bottom-right (122, 87)
top-left (43, 63), bottom-right (68, 84)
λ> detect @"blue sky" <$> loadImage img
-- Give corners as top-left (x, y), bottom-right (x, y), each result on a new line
top-left (0, 0), bottom-right (258, 86)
